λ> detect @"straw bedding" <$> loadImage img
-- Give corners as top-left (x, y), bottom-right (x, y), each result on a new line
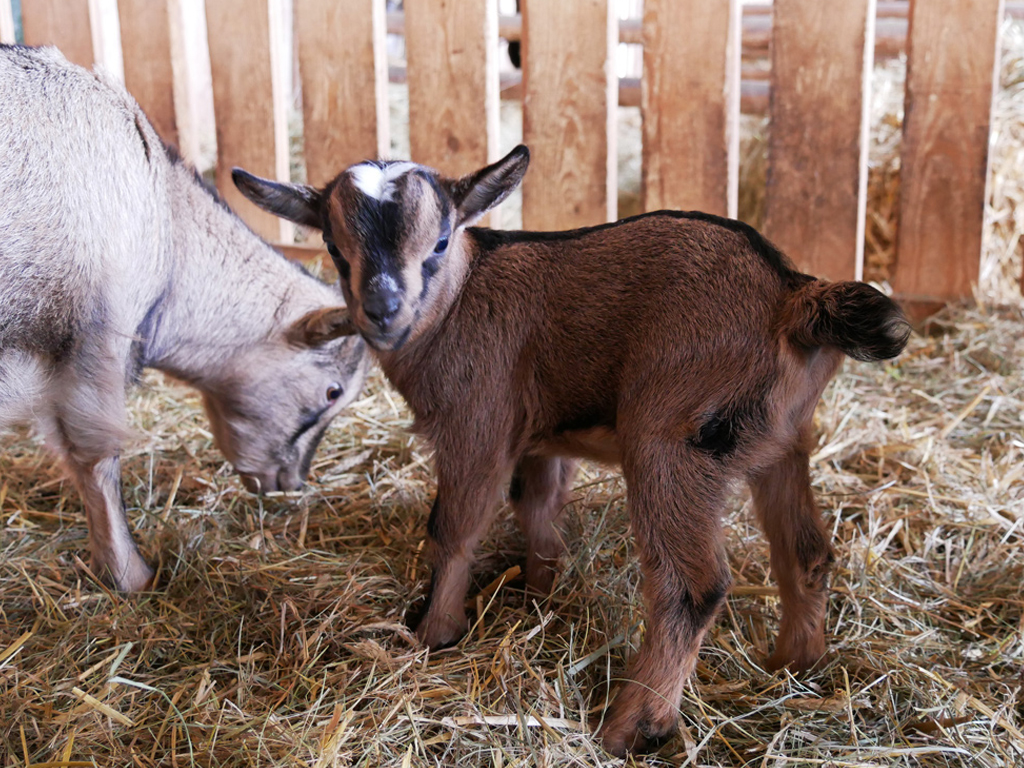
top-left (2, 23), bottom-right (1023, 768)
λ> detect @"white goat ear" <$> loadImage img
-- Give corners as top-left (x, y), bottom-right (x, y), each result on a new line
top-left (451, 145), bottom-right (530, 227)
top-left (232, 168), bottom-right (323, 230)
top-left (286, 307), bottom-right (358, 347)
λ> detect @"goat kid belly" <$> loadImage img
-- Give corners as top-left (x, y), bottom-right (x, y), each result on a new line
top-left (540, 426), bottom-right (621, 465)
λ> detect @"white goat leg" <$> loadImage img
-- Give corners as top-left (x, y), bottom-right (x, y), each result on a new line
top-left (68, 454), bottom-right (154, 591)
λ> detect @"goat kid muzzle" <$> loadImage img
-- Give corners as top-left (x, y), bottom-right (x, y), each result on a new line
top-left (359, 274), bottom-right (409, 349)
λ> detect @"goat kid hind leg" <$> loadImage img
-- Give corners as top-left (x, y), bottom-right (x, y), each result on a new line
top-left (510, 455), bottom-right (579, 595)
top-left (747, 420), bottom-right (835, 672)
top-left (597, 440), bottom-right (731, 756)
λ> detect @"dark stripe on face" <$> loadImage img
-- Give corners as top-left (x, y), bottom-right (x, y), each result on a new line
top-left (298, 421), bottom-right (331, 479)
top-left (289, 405), bottom-right (329, 448)
top-left (351, 170), bottom-right (408, 291)
top-left (417, 171), bottom-right (452, 296)
top-left (417, 170), bottom-right (452, 223)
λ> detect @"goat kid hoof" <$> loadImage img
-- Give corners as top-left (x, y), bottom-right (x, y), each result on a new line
top-left (766, 646), bottom-right (829, 674)
top-left (91, 557), bottom-right (156, 593)
top-left (595, 711), bottom-right (677, 757)
top-left (523, 569), bottom-right (556, 598)
top-left (415, 614), bottom-right (467, 651)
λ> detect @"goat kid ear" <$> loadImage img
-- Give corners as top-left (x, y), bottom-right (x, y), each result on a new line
top-left (451, 144), bottom-right (530, 227)
top-left (232, 168), bottom-right (323, 230)
top-left (287, 307), bottom-right (358, 347)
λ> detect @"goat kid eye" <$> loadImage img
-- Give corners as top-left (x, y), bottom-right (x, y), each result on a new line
top-left (325, 242), bottom-right (351, 281)
top-left (433, 235), bottom-right (449, 255)
top-left (326, 383), bottom-right (343, 403)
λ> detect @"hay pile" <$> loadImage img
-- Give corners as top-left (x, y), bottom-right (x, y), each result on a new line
top-left (3, 19), bottom-right (1024, 768)
top-left (2, 295), bottom-right (1022, 768)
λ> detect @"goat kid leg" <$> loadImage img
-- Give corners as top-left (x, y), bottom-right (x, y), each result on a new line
top-left (598, 445), bottom-right (731, 756)
top-left (66, 453), bottom-right (154, 592)
top-left (51, 361), bottom-right (154, 592)
top-left (748, 434), bottom-right (834, 672)
top-left (417, 462), bottom-right (506, 649)
top-left (510, 455), bottom-right (578, 595)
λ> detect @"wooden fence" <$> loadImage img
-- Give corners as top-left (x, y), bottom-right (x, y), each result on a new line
top-left (1, 0), bottom-right (1016, 314)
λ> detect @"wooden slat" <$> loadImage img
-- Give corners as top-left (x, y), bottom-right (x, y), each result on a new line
top-left (118, 0), bottom-right (180, 148)
top-left (521, 0), bottom-right (616, 230)
top-left (205, 0), bottom-right (291, 242)
top-left (641, 0), bottom-right (739, 217)
top-left (0, 0), bottom-right (15, 44)
top-left (395, 67), bottom-right (770, 115)
top-left (406, 0), bottom-right (498, 176)
top-left (763, 0), bottom-right (875, 281)
top-left (295, 0), bottom-right (388, 187)
top-left (894, 0), bottom-right (1003, 309)
top-left (389, 6), bottom-right (1024, 61)
top-left (21, 0), bottom-right (95, 68)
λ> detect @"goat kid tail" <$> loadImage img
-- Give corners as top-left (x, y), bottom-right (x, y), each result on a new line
top-left (779, 280), bottom-right (911, 362)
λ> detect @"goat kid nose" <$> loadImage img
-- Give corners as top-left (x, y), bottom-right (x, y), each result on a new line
top-left (363, 288), bottom-right (401, 329)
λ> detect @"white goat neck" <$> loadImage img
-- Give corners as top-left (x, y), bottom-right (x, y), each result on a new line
top-left (348, 161), bottom-right (418, 202)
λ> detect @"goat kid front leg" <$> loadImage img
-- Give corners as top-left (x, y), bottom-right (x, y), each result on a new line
top-left (416, 455), bottom-right (508, 650)
top-left (65, 453), bottom-right (155, 592)
top-left (598, 442), bottom-right (731, 757)
top-left (52, 363), bottom-right (154, 592)
top-left (510, 455), bottom-right (579, 595)
top-left (748, 426), bottom-right (834, 672)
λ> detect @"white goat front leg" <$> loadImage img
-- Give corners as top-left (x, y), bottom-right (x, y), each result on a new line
top-left (65, 453), bottom-right (154, 592)
top-left (50, 347), bottom-right (155, 592)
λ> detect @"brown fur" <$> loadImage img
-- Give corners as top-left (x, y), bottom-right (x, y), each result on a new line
top-left (235, 146), bottom-right (911, 756)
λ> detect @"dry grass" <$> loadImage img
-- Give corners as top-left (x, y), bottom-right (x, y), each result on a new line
top-left (2, 299), bottom-right (1022, 768)
top-left (4, 18), bottom-right (1024, 768)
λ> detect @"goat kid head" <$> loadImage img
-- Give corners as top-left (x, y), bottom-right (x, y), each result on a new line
top-left (201, 309), bottom-right (368, 494)
top-left (232, 146), bottom-right (530, 351)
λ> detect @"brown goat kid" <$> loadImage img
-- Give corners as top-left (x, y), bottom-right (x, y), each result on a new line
top-left (1, 46), bottom-right (368, 593)
top-left (234, 146), bottom-right (911, 756)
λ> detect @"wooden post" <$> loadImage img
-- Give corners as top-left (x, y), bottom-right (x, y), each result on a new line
top-left (205, 0), bottom-right (292, 242)
top-left (0, 0), bottom-right (15, 44)
top-left (641, 0), bottom-right (740, 218)
top-left (763, 0), bottom-right (876, 281)
top-left (406, 0), bottom-right (499, 212)
top-left (118, 0), bottom-right (181, 149)
top-left (21, 0), bottom-right (95, 68)
top-left (295, 0), bottom-right (389, 187)
top-left (894, 0), bottom-right (1003, 311)
top-left (521, 0), bottom-right (617, 230)
top-left (405, 0), bottom-right (497, 171)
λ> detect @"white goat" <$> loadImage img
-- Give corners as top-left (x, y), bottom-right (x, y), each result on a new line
top-left (0, 45), bottom-right (368, 591)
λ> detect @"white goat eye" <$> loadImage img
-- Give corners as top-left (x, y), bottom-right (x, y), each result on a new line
top-left (433, 235), bottom-right (449, 255)
top-left (326, 383), bottom-right (343, 403)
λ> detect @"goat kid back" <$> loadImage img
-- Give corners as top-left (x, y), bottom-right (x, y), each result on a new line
top-left (235, 146), bottom-right (911, 756)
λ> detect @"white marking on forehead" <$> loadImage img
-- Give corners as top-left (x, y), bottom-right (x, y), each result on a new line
top-left (348, 161), bottom-right (419, 202)
top-left (367, 273), bottom-right (400, 293)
